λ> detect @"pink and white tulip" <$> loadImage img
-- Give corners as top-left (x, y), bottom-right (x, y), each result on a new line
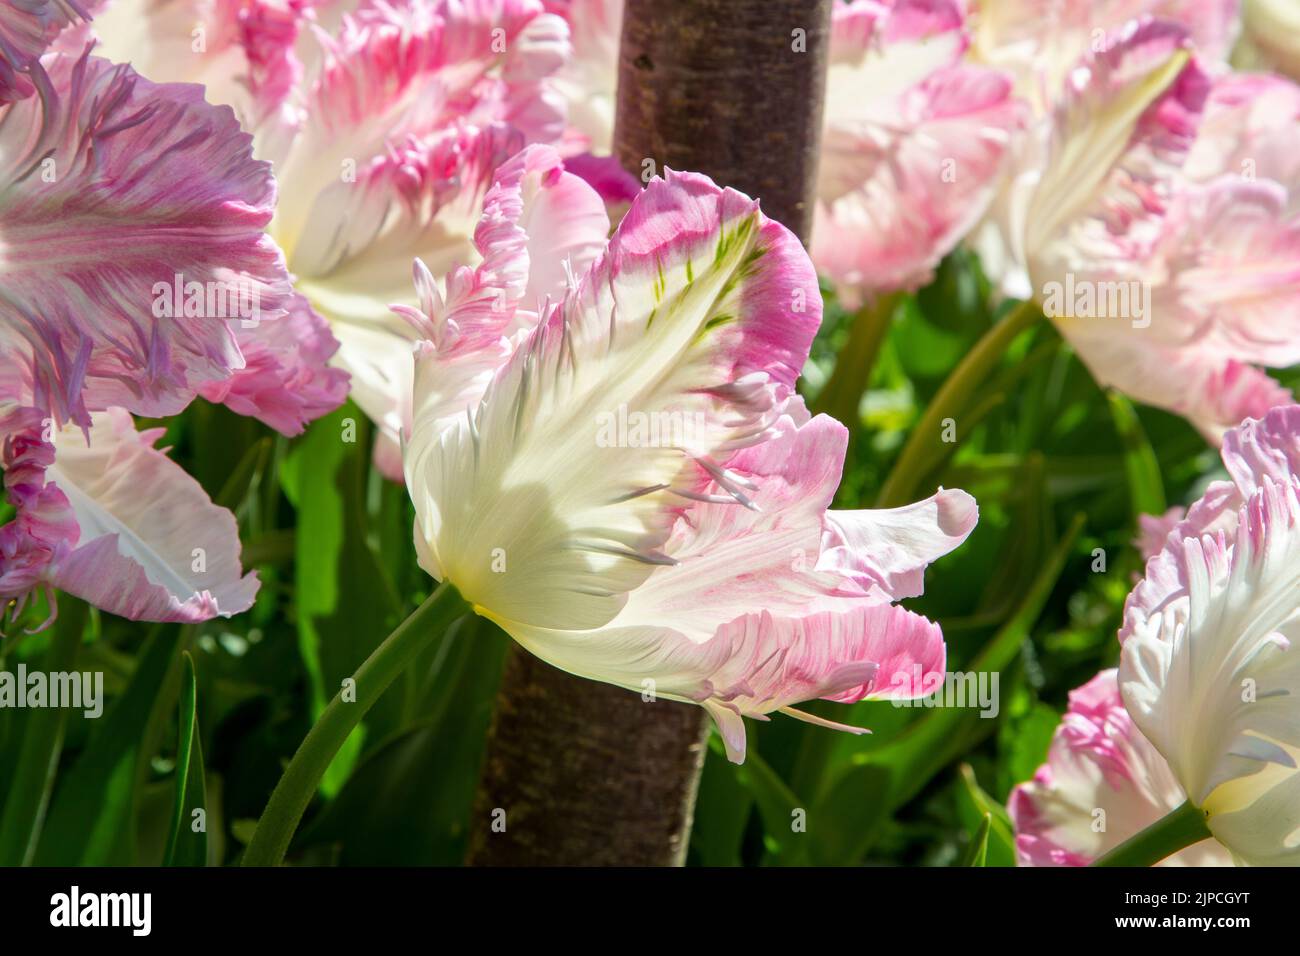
top-left (1009, 669), bottom-right (1232, 866)
top-left (401, 155), bottom-right (978, 762)
top-left (971, 0), bottom-right (1240, 115)
top-left (0, 48), bottom-right (300, 429)
top-left (87, 0), bottom-right (572, 459)
top-left (1118, 404), bottom-right (1300, 865)
top-left (0, 44), bottom-right (295, 624)
top-left (1, 406), bottom-right (258, 630)
top-left (985, 21), bottom-right (1294, 439)
top-left (543, 0), bottom-right (1026, 304)
top-left (811, 0), bottom-right (1025, 302)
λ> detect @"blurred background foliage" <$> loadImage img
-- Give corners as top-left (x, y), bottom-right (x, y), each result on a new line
top-left (2, 251), bottom-right (1294, 866)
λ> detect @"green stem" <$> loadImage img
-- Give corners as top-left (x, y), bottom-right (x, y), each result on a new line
top-left (875, 300), bottom-right (1042, 508)
top-left (812, 293), bottom-right (900, 425)
top-left (0, 598), bottom-right (88, 866)
top-left (1093, 800), bottom-right (1212, 867)
top-left (242, 582), bottom-right (467, 866)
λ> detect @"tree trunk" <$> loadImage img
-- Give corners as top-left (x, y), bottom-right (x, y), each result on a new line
top-left (466, 0), bottom-right (832, 867)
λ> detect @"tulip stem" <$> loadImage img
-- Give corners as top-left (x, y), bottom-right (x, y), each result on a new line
top-left (875, 300), bottom-right (1042, 508)
top-left (242, 581), bottom-right (467, 866)
top-left (1092, 800), bottom-right (1213, 867)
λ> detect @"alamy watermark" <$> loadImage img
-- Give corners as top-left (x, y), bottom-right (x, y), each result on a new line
top-left (887, 668), bottom-right (1000, 718)
top-left (1041, 273), bottom-right (1150, 329)
top-left (152, 273), bottom-right (263, 327)
top-left (595, 403), bottom-right (708, 449)
top-left (0, 666), bottom-right (103, 718)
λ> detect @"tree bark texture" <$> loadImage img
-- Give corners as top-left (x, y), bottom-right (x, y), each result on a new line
top-left (466, 0), bottom-right (832, 867)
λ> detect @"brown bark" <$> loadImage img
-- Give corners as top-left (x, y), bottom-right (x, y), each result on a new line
top-left (614, 0), bottom-right (833, 242)
top-left (466, 0), bottom-right (832, 867)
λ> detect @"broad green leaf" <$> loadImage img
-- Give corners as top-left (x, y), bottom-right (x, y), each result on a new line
top-left (35, 624), bottom-right (183, 865)
top-left (0, 600), bottom-right (89, 865)
top-left (294, 616), bottom-right (507, 864)
top-left (280, 403), bottom-right (405, 794)
top-left (690, 746), bottom-right (753, 866)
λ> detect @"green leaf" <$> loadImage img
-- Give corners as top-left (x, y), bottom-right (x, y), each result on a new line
top-left (163, 653), bottom-right (208, 866)
top-left (998, 700), bottom-right (1061, 797)
top-left (280, 404), bottom-right (405, 795)
top-left (0, 600), bottom-right (89, 865)
top-left (962, 813), bottom-right (991, 867)
top-left (725, 739), bottom-right (809, 865)
top-left (35, 624), bottom-right (183, 865)
top-left (215, 436), bottom-right (272, 512)
top-left (955, 764), bottom-right (1015, 867)
top-left (293, 616), bottom-right (507, 864)
top-left (690, 746), bottom-right (754, 866)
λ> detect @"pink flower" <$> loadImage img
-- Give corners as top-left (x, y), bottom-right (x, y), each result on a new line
top-left (1009, 669), bottom-right (1232, 866)
top-left (1135, 507), bottom-right (1186, 560)
top-left (1119, 405), bottom-right (1300, 865)
top-left (88, 0), bottom-right (572, 452)
top-left (1122, 404), bottom-right (1300, 640)
top-left (811, 0), bottom-right (1026, 302)
top-left (543, 0), bottom-right (1026, 304)
top-left (0, 0), bottom-right (85, 101)
top-left (400, 157), bottom-right (978, 762)
top-left (1, 407), bottom-right (258, 630)
top-left (971, 0), bottom-right (1240, 115)
top-left (0, 48), bottom-right (297, 430)
top-left (986, 21), bottom-right (1295, 439)
top-left (540, 0), bottom-right (621, 154)
top-left (0, 47), bottom-right (293, 626)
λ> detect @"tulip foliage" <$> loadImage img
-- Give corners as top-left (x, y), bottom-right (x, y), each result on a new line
top-left (1, 0), bottom-right (1298, 868)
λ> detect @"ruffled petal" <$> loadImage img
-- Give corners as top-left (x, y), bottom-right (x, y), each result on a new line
top-left (1020, 21), bottom-right (1207, 288)
top-left (0, 51), bottom-right (291, 426)
top-left (1221, 404), bottom-right (1300, 495)
top-left (85, 0), bottom-right (309, 128)
top-left (196, 292), bottom-right (349, 436)
top-left (972, 0), bottom-right (1238, 114)
top-left (1120, 477), bottom-right (1300, 865)
top-left (46, 408), bottom-right (259, 621)
top-left (498, 601), bottom-right (946, 764)
top-left (1009, 669), bottom-right (1233, 866)
top-left (404, 169), bottom-right (821, 629)
top-left (606, 413), bottom-right (851, 642)
top-left (0, 0), bottom-right (84, 102)
top-left (1154, 178), bottom-right (1300, 367)
top-left (820, 487), bottom-right (979, 601)
top-left (1185, 72), bottom-right (1300, 195)
top-left (383, 144), bottom-right (608, 461)
top-left (0, 407), bottom-right (77, 628)
top-left (541, 0), bottom-right (621, 152)
top-left (813, 0), bottom-right (1024, 300)
top-left (1135, 506), bottom-right (1186, 561)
